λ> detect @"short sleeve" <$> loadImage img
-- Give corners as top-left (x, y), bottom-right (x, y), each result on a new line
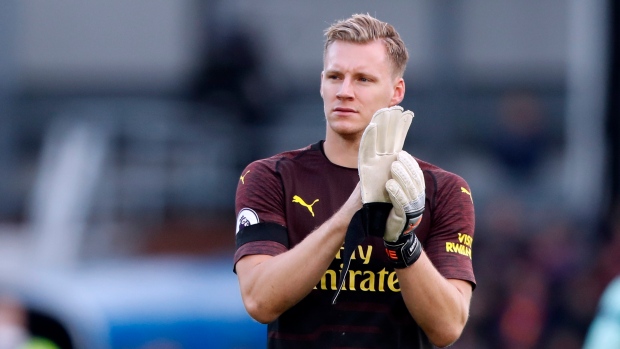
top-left (233, 159), bottom-right (289, 269)
top-left (235, 159), bottom-right (287, 230)
top-left (424, 171), bottom-right (476, 287)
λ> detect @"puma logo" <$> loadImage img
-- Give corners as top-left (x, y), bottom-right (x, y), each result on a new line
top-left (240, 170), bottom-right (250, 184)
top-left (461, 187), bottom-right (473, 202)
top-left (292, 195), bottom-right (319, 217)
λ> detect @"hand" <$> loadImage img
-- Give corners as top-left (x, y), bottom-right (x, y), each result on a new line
top-left (357, 106), bottom-right (413, 237)
top-left (384, 151), bottom-right (425, 268)
top-left (358, 106), bottom-right (413, 204)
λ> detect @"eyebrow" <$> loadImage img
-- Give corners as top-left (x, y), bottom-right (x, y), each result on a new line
top-left (323, 69), bottom-right (380, 80)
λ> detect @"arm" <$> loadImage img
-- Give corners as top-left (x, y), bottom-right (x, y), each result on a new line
top-left (382, 152), bottom-right (474, 347)
top-left (396, 255), bottom-right (472, 348)
top-left (235, 183), bottom-right (362, 324)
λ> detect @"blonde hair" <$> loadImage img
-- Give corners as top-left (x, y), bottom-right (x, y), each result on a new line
top-left (324, 13), bottom-right (409, 77)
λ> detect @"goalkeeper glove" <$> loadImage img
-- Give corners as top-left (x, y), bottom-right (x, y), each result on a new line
top-left (384, 151), bottom-right (425, 268)
top-left (358, 106), bottom-right (413, 236)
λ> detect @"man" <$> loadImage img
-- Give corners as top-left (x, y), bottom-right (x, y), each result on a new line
top-left (234, 14), bottom-right (475, 348)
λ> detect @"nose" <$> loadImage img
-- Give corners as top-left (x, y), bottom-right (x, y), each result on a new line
top-left (336, 77), bottom-right (354, 100)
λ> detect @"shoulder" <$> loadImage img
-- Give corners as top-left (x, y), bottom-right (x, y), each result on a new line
top-left (245, 143), bottom-right (321, 173)
top-left (236, 142), bottom-right (323, 201)
top-left (417, 158), bottom-right (470, 191)
top-left (416, 157), bottom-right (474, 213)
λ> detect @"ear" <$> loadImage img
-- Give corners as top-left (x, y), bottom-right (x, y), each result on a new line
top-left (389, 78), bottom-right (405, 106)
top-left (320, 71), bottom-right (324, 98)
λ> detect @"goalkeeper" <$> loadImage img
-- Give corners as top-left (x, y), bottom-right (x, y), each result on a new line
top-left (233, 13), bottom-right (476, 349)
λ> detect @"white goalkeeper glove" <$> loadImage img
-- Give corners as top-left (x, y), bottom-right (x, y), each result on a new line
top-left (384, 151), bottom-right (425, 268)
top-left (358, 106), bottom-right (413, 236)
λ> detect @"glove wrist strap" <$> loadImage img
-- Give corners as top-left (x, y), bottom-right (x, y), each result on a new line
top-left (384, 230), bottom-right (422, 269)
top-left (362, 202), bottom-right (393, 238)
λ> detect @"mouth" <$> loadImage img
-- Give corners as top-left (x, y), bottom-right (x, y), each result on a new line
top-left (333, 107), bottom-right (357, 115)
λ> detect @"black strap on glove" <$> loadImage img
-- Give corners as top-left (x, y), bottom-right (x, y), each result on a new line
top-left (384, 218), bottom-right (423, 269)
top-left (362, 202), bottom-right (393, 238)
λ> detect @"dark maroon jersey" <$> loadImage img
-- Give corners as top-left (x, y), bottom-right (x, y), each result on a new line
top-left (234, 141), bottom-right (476, 349)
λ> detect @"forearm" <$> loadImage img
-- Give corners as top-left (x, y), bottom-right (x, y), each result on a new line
top-left (396, 252), bottom-right (471, 348)
top-left (237, 195), bottom-right (360, 323)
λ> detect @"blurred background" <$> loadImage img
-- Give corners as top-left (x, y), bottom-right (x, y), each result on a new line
top-left (0, 0), bottom-right (618, 348)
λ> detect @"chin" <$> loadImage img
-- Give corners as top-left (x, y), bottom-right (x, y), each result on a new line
top-left (328, 122), bottom-right (365, 139)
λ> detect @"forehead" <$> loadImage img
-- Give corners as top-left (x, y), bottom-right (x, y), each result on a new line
top-left (324, 40), bottom-right (391, 75)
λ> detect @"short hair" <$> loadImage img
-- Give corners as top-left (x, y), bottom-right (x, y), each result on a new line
top-left (324, 14), bottom-right (409, 78)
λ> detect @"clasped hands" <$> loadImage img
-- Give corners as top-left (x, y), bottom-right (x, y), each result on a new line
top-left (358, 106), bottom-right (425, 268)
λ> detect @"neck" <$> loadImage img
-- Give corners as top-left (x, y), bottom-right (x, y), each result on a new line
top-left (323, 132), bottom-right (360, 168)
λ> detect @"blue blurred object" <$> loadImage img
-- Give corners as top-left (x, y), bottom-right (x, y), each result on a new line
top-left (582, 276), bottom-right (620, 349)
top-left (4, 257), bottom-right (266, 349)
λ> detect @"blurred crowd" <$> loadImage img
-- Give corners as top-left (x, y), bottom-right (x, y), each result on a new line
top-left (447, 91), bottom-right (618, 349)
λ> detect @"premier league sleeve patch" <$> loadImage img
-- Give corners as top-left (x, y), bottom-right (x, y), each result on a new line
top-left (236, 208), bottom-right (260, 234)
